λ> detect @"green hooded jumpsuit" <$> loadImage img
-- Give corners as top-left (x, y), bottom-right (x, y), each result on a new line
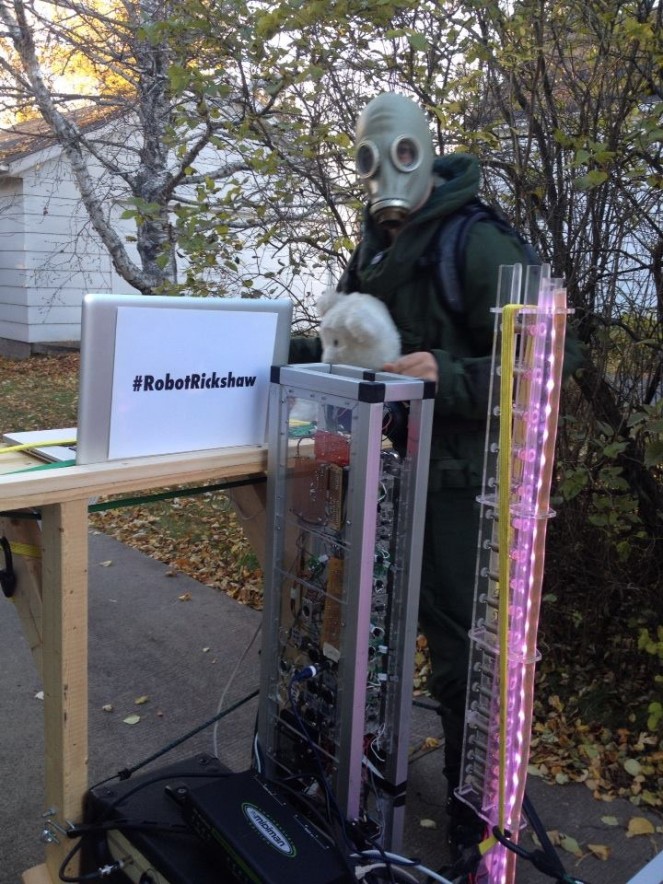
top-left (289, 152), bottom-right (584, 799)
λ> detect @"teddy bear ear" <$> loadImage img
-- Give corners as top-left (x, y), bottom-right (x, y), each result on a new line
top-left (344, 302), bottom-right (375, 343)
top-left (317, 286), bottom-right (341, 317)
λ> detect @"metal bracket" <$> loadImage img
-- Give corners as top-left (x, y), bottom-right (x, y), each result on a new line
top-left (40, 808), bottom-right (73, 845)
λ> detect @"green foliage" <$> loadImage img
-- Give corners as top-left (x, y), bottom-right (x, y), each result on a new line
top-left (629, 404), bottom-right (663, 469)
top-left (638, 625), bottom-right (663, 661)
top-left (3, 0), bottom-right (663, 733)
top-left (637, 627), bottom-right (663, 731)
top-left (555, 397), bottom-right (661, 562)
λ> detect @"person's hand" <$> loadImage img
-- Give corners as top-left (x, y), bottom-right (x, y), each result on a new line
top-left (382, 351), bottom-right (439, 385)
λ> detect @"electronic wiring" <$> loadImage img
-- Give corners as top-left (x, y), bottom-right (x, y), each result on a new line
top-left (57, 770), bottom-right (233, 883)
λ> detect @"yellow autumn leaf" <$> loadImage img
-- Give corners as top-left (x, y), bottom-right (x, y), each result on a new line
top-left (624, 758), bottom-right (642, 777)
top-left (560, 834), bottom-right (583, 857)
top-left (123, 714), bottom-right (141, 725)
top-left (626, 817), bottom-right (655, 837)
top-left (134, 695), bottom-right (149, 705)
top-left (588, 844), bottom-right (610, 861)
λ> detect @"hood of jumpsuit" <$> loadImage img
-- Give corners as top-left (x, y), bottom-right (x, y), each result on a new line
top-left (355, 153), bottom-right (482, 299)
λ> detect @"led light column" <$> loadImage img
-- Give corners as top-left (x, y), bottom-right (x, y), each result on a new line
top-left (456, 270), bottom-right (569, 883)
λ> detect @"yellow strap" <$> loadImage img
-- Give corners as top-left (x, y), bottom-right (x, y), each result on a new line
top-left (497, 304), bottom-right (522, 833)
top-left (8, 541), bottom-right (41, 558)
top-left (1, 438), bottom-right (76, 454)
top-left (479, 834), bottom-right (499, 856)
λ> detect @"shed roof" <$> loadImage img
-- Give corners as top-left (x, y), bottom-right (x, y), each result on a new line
top-left (0, 104), bottom-right (126, 165)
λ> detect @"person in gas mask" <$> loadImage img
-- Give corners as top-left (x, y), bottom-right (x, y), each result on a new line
top-left (289, 91), bottom-right (582, 857)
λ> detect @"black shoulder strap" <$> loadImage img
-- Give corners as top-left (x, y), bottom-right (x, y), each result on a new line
top-left (431, 198), bottom-right (540, 316)
top-left (337, 242), bottom-right (364, 293)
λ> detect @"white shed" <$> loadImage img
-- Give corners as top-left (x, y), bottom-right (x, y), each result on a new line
top-left (0, 114), bottom-right (137, 357)
top-left (0, 112), bottom-right (328, 358)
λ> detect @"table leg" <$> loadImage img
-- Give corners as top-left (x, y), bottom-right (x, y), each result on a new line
top-left (40, 499), bottom-right (89, 882)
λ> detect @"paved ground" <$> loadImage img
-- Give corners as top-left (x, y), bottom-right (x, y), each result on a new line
top-left (2, 532), bottom-right (661, 883)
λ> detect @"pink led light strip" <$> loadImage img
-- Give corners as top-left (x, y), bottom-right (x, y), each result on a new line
top-left (456, 272), bottom-right (569, 883)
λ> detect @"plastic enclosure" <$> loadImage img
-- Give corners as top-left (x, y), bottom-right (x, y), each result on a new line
top-left (257, 363), bottom-right (433, 851)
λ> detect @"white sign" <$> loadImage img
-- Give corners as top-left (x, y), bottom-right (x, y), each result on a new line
top-left (108, 306), bottom-right (278, 459)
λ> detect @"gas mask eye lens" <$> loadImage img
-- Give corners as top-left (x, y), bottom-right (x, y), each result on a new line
top-left (392, 136), bottom-right (421, 172)
top-left (356, 141), bottom-right (379, 179)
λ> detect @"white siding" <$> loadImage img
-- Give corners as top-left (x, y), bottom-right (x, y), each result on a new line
top-left (0, 150), bottom-right (137, 347)
top-left (0, 118), bottom-right (326, 352)
top-left (0, 175), bottom-right (28, 343)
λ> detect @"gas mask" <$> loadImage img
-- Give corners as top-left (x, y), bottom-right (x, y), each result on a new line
top-left (354, 92), bottom-right (435, 228)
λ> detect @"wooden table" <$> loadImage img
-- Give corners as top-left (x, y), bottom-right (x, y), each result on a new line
top-left (0, 446), bottom-right (267, 883)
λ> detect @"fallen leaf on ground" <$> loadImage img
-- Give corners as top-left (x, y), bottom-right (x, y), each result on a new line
top-left (560, 834), bottom-right (583, 857)
top-left (538, 830), bottom-right (561, 847)
top-left (626, 817), bottom-right (655, 837)
top-left (134, 695), bottom-right (149, 705)
top-left (587, 844), bottom-right (610, 860)
top-left (123, 714), bottom-right (141, 725)
top-left (419, 818), bottom-right (437, 829)
top-left (5, 353), bottom-right (661, 822)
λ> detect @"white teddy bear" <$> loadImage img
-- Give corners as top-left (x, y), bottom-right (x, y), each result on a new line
top-left (318, 289), bottom-right (401, 371)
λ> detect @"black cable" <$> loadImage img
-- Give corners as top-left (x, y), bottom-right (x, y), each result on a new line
top-left (272, 775), bottom-right (342, 846)
top-left (1, 477), bottom-right (267, 520)
top-left (365, 833), bottom-right (397, 884)
top-left (284, 667), bottom-right (406, 884)
top-left (491, 825), bottom-right (532, 859)
top-left (88, 477), bottom-right (267, 513)
top-left (491, 824), bottom-right (591, 884)
top-left (90, 687), bottom-right (258, 790)
top-left (287, 677), bottom-right (349, 838)
top-left (58, 689), bottom-right (259, 880)
top-left (522, 792), bottom-right (568, 877)
top-left (58, 836), bottom-right (120, 883)
top-left (522, 793), bottom-right (592, 883)
top-left (58, 770), bottom-right (233, 882)
top-left (286, 671), bottom-right (358, 875)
